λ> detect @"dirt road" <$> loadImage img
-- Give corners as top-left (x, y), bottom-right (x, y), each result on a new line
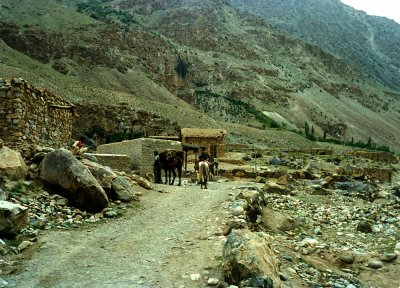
top-left (7, 179), bottom-right (259, 288)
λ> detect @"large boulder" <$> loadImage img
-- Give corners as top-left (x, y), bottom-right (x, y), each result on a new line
top-left (82, 159), bottom-right (117, 192)
top-left (39, 149), bottom-right (108, 213)
top-left (261, 208), bottom-right (295, 233)
top-left (222, 229), bottom-right (281, 287)
top-left (130, 174), bottom-right (152, 190)
top-left (0, 141), bottom-right (28, 181)
top-left (263, 182), bottom-right (291, 195)
top-left (0, 201), bottom-right (28, 237)
top-left (111, 176), bottom-right (137, 202)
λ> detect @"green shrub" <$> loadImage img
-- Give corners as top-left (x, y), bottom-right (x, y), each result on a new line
top-left (195, 90), bottom-right (281, 129)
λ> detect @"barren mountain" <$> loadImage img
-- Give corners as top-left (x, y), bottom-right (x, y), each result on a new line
top-left (0, 0), bottom-right (400, 151)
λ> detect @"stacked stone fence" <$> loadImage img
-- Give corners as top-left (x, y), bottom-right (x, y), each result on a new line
top-left (343, 150), bottom-right (398, 163)
top-left (0, 78), bottom-right (74, 149)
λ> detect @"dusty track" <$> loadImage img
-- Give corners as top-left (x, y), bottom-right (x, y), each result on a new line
top-left (7, 180), bottom-right (259, 288)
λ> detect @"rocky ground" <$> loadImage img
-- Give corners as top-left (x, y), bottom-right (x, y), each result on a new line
top-left (1, 150), bottom-right (400, 288)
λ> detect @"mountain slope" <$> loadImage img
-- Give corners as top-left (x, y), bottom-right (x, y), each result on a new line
top-left (1, 0), bottom-right (400, 150)
top-left (228, 0), bottom-right (400, 90)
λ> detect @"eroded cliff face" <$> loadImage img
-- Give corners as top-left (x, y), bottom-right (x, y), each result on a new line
top-left (73, 103), bottom-right (180, 144)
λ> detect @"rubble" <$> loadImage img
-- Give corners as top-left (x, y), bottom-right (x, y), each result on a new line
top-left (221, 150), bottom-right (400, 287)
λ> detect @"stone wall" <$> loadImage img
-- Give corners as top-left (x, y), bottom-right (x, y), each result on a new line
top-left (0, 78), bottom-right (74, 149)
top-left (84, 153), bottom-right (133, 172)
top-left (97, 138), bottom-right (182, 176)
top-left (344, 150), bottom-right (398, 163)
top-left (182, 137), bottom-right (225, 158)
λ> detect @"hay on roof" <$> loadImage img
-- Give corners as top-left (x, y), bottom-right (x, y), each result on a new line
top-left (181, 128), bottom-right (227, 139)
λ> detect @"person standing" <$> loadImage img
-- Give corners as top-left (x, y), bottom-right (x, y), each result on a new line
top-left (153, 151), bottom-right (162, 184)
top-left (199, 147), bottom-right (210, 162)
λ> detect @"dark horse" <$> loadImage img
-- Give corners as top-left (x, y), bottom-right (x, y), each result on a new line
top-left (209, 158), bottom-right (218, 177)
top-left (159, 149), bottom-right (184, 186)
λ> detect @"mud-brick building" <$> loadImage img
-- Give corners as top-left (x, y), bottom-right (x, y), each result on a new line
top-left (97, 138), bottom-right (182, 176)
top-left (0, 78), bottom-right (74, 148)
top-left (180, 128), bottom-right (227, 157)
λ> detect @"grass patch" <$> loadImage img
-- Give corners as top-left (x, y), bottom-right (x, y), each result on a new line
top-left (195, 90), bottom-right (281, 129)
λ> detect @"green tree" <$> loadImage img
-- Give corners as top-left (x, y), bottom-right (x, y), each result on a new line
top-left (304, 122), bottom-right (310, 136)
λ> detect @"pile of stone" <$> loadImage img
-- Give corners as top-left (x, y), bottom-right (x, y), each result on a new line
top-left (0, 139), bottom-right (151, 243)
top-left (219, 151), bottom-right (400, 287)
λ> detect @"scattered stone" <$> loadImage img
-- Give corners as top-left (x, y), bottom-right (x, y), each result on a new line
top-left (339, 252), bottom-right (355, 264)
top-left (379, 253), bottom-right (397, 263)
top-left (255, 176), bottom-right (266, 183)
top-left (0, 145), bottom-right (28, 181)
top-left (207, 278), bottom-right (219, 286)
top-left (0, 277), bottom-right (8, 287)
top-left (0, 201), bottom-right (29, 237)
top-left (282, 255), bottom-right (293, 262)
top-left (240, 276), bottom-right (273, 288)
top-left (367, 260), bottom-right (383, 269)
top-left (276, 174), bottom-right (289, 185)
top-left (190, 274), bottom-right (201, 281)
top-left (222, 230), bottom-right (281, 286)
top-left (356, 221), bottom-right (372, 233)
top-left (130, 174), bottom-right (152, 190)
top-left (17, 240), bottom-right (33, 252)
top-left (279, 272), bottom-right (288, 281)
top-left (263, 182), bottom-right (291, 195)
top-left (261, 208), bottom-right (294, 232)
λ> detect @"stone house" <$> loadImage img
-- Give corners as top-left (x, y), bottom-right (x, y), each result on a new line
top-left (96, 138), bottom-right (182, 176)
top-left (0, 78), bottom-right (74, 149)
top-left (180, 128), bottom-right (227, 158)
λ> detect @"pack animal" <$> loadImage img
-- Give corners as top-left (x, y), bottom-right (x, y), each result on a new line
top-left (198, 161), bottom-right (209, 189)
top-left (159, 150), bottom-right (184, 186)
top-left (209, 158), bottom-right (218, 177)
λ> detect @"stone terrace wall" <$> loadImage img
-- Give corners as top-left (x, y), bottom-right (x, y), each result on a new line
top-left (97, 138), bottom-right (182, 176)
top-left (0, 78), bottom-right (74, 149)
top-left (344, 150), bottom-right (398, 163)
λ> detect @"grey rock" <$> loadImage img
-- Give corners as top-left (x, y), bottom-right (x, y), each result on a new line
top-left (339, 253), bottom-right (355, 264)
top-left (240, 276), bottom-right (273, 288)
top-left (0, 146), bottom-right (28, 181)
top-left (357, 221), bottom-right (372, 233)
top-left (207, 278), bottom-right (219, 286)
top-left (379, 253), bottom-right (397, 263)
top-left (222, 230), bottom-right (281, 286)
top-left (0, 201), bottom-right (29, 237)
top-left (367, 260), bottom-right (383, 269)
top-left (39, 148), bottom-right (108, 213)
top-left (111, 176), bottom-right (136, 202)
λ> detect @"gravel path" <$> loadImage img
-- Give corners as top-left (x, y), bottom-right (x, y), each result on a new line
top-left (7, 180), bottom-right (257, 288)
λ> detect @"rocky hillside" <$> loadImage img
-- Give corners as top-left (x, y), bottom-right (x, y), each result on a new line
top-left (228, 0), bottom-right (400, 90)
top-left (0, 0), bottom-right (400, 151)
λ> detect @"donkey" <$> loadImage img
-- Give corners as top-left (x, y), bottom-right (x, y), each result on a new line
top-left (198, 161), bottom-right (210, 189)
top-left (208, 157), bottom-right (219, 177)
top-left (159, 150), bottom-right (184, 186)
